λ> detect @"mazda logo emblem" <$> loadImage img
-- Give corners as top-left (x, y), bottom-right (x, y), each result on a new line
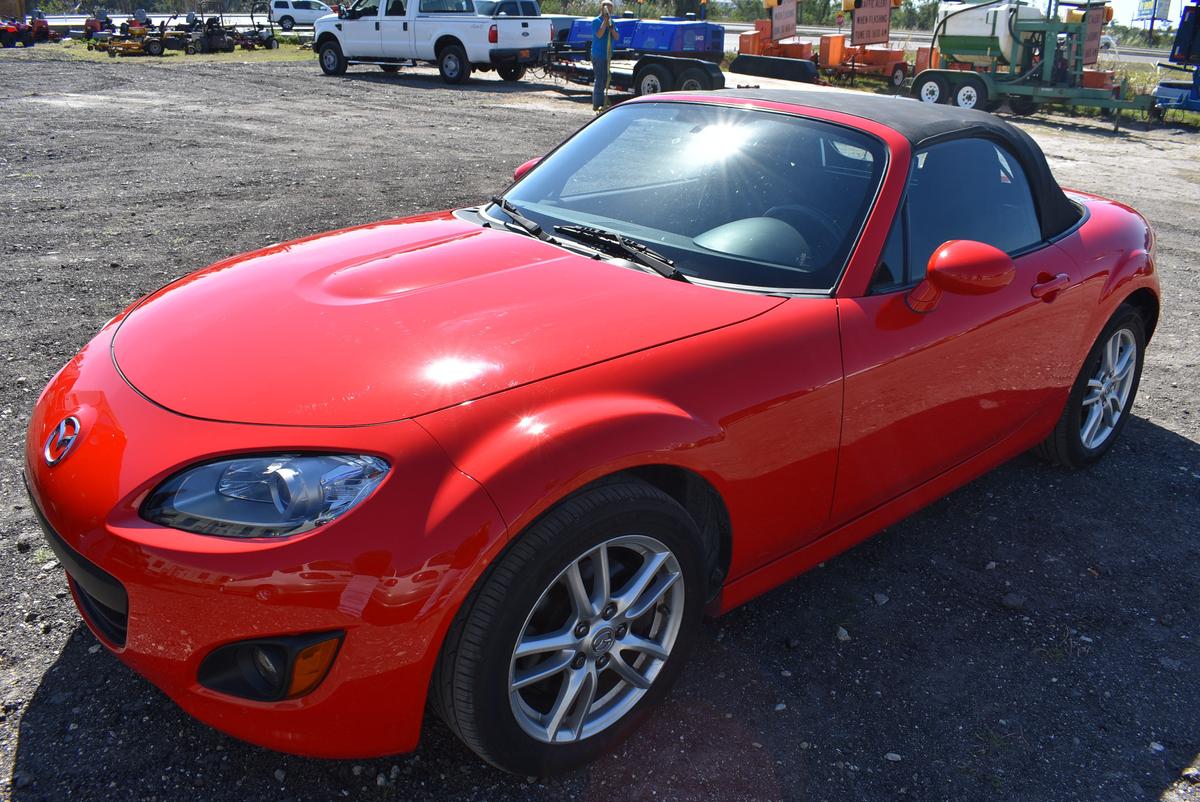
top-left (44, 416), bottom-right (82, 467)
top-left (591, 628), bottom-right (615, 656)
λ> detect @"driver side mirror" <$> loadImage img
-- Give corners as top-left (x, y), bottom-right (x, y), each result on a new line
top-left (512, 156), bottom-right (541, 182)
top-left (906, 240), bottom-right (1015, 314)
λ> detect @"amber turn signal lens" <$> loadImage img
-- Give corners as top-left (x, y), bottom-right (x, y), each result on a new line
top-left (286, 636), bottom-right (341, 698)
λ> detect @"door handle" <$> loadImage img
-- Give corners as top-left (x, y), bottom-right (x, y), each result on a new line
top-left (1031, 272), bottom-right (1070, 300)
top-left (403, 21), bottom-right (407, 29)
top-left (375, 20), bottom-right (379, 28)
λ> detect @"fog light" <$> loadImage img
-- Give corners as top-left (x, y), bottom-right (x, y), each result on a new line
top-left (198, 632), bottom-right (343, 702)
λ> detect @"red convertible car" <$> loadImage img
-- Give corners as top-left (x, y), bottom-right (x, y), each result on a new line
top-left (25, 88), bottom-right (1158, 775)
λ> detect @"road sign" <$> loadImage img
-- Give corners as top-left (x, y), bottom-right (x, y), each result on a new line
top-left (1134, 0), bottom-right (1171, 22)
top-left (1082, 6), bottom-right (1104, 64)
top-left (851, 0), bottom-right (890, 45)
top-left (771, 0), bottom-right (797, 41)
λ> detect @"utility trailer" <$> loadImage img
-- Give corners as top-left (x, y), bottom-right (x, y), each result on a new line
top-left (547, 17), bottom-right (726, 96)
top-left (547, 52), bottom-right (726, 95)
top-left (911, 0), bottom-right (1154, 127)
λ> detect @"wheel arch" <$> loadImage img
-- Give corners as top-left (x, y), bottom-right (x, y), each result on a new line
top-left (434, 34), bottom-right (464, 56)
top-left (1122, 286), bottom-right (1159, 342)
top-left (315, 30), bottom-right (339, 47)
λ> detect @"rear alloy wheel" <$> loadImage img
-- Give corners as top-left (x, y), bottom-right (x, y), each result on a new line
top-left (434, 479), bottom-right (706, 776)
top-left (498, 64), bottom-right (526, 82)
top-left (953, 78), bottom-right (987, 110)
top-left (438, 43), bottom-right (471, 84)
top-left (634, 63), bottom-right (671, 95)
top-left (1036, 304), bottom-right (1146, 468)
top-left (278, 15), bottom-right (294, 30)
top-left (915, 73), bottom-right (948, 104)
top-left (318, 39), bottom-right (346, 75)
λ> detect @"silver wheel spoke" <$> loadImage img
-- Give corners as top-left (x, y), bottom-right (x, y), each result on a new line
top-left (606, 651), bottom-right (651, 689)
top-left (569, 667), bottom-right (599, 741)
top-left (591, 544), bottom-right (610, 612)
top-left (564, 561), bottom-right (596, 619)
top-left (624, 570), bottom-right (680, 621)
top-left (620, 632), bottom-right (670, 661)
top-left (1081, 405), bottom-right (1104, 448)
top-left (613, 551), bottom-right (669, 615)
top-left (544, 666), bottom-right (588, 742)
top-left (512, 652), bottom-right (573, 690)
top-left (514, 626), bottom-right (576, 660)
top-left (1113, 347), bottom-right (1134, 381)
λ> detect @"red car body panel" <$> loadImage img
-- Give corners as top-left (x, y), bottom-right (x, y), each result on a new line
top-left (24, 95), bottom-right (1159, 758)
top-left (111, 213), bottom-right (778, 426)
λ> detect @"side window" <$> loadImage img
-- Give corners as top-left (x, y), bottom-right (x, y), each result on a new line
top-left (418, 0), bottom-right (473, 11)
top-left (906, 138), bottom-right (1043, 277)
top-left (385, 0), bottom-right (405, 15)
top-left (520, 0), bottom-right (538, 13)
top-left (497, 1), bottom-right (518, 13)
top-left (273, 1), bottom-right (288, 8)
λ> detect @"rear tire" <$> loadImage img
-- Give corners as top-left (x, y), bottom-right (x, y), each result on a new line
top-left (1035, 304), bottom-right (1146, 468)
top-left (278, 15), bottom-right (294, 30)
top-left (318, 39), bottom-right (346, 75)
top-left (675, 66), bottom-right (709, 91)
top-left (952, 76), bottom-right (987, 110)
top-left (889, 63), bottom-right (906, 88)
top-left (498, 64), bottom-right (526, 82)
top-left (634, 63), bottom-right (671, 95)
top-left (144, 38), bottom-right (163, 56)
top-left (433, 479), bottom-right (706, 776)
top-left (438, 43), bottom-right (471, 84)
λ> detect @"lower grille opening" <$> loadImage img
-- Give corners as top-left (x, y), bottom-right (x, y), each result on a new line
top-left (70, 577), bottom-right (129, 647)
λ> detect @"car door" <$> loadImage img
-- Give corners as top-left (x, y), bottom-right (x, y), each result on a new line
top-left (832, 136), bottom-right (1088, 523)
top-left (270, 0), bottom-right (288, 22)
top-left (340, 0), bottom-right (382, 57)
top-left (380, 0), bottom-right (412, 57)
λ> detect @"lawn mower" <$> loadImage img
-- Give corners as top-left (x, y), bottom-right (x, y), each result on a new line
top-left (1, 16), bottom-right (35, 47)
top-left (190, 1), bottom-right (238, 53)
top-left (29, 9), bottom-right (63, 43)
top-left (233, 1), bottom-right (279, 50)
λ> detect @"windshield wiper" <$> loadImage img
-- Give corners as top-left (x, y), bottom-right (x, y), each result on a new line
top-left (488, 196), bottom-right (558, 244)
top-left (554, 224), bottom-right (687, 282)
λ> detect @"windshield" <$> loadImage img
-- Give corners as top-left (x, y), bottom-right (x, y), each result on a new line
top-left (501, 102), bottom-right (886, 292)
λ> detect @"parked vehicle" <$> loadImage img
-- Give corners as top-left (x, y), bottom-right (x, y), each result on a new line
top-left (25, 87), bottom-right (1160, 776)
top-left (0, 16), bottom-right (35, 47)
top-left (269, 0), bottom-right (333, 30)
top-left (314, 0), bottom-right (552, 82)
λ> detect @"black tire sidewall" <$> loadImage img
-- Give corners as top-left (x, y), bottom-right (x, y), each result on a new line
top-left (459, 491), bottom-right (706, 776)
top-left (439, 45), bottom-right (469, 83)
top-left (917, 74), bottom-right (947, 104)
top-left (279, 16), bottom-right (294, 30)
top-left (1060, 307), bottom-right (1146, 465)
top-left (635, 65), bottom-right (671, 95)
top-left (318, 40), bottom-right (345, 74)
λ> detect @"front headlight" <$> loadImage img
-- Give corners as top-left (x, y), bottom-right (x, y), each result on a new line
top-left (141, 454), bottom-right (389, 538)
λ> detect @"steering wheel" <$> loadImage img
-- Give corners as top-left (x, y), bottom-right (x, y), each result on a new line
top-left (763, 205), bottom-right (843, 257)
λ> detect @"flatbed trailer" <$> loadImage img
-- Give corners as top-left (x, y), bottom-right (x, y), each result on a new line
top-left (546, 52), bottom-right (726, 95)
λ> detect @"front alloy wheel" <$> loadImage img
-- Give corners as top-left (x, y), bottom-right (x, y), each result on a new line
top-left (433, 479), bottom-right (706, 775)
top-left (509, 535), bottom-right (685, 744)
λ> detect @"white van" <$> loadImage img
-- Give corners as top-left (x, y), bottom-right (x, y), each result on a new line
top-left (269, 0), bottom-right (334, 30)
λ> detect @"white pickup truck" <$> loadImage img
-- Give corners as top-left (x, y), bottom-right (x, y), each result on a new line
top-left (314, 0), bottom-right (552, 83)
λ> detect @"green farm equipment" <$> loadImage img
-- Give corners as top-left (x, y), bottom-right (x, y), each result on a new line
top-left (911, 0), bottom-right (1154, 126)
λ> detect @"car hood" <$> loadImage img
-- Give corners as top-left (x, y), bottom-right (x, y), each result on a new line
top-left (111, 212), bottom-right (782, 426)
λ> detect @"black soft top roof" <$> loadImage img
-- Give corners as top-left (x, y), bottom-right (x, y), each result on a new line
top-left (707, 87), bottom-right (1081, 241)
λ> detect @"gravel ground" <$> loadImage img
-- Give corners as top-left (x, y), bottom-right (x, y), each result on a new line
top-left (1, 47), bottom-right (1198, 802)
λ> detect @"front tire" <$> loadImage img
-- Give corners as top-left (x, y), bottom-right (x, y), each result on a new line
top-left (318, 39), bottom-right (346, 75)
top-left (433, 479), bottom-right (706, 776)
top-left (1036, 304), bottom-right (1146, 468)
top-left (914, 72), bottom-right (948, 104)
top-left (634, 63), bottom-right (671, 95)
top-left (438, 43), bottom-right (471, 84)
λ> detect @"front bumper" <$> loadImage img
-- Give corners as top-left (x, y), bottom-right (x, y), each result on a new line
top-left (24, 323), bottom-right (507, 758)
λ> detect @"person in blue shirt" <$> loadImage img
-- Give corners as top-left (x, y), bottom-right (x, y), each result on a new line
top-left (591, 0), bottom-right (619, 111)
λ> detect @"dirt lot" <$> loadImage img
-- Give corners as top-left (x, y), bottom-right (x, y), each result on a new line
top-left (1, 46), bottom-right (1198, 802)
